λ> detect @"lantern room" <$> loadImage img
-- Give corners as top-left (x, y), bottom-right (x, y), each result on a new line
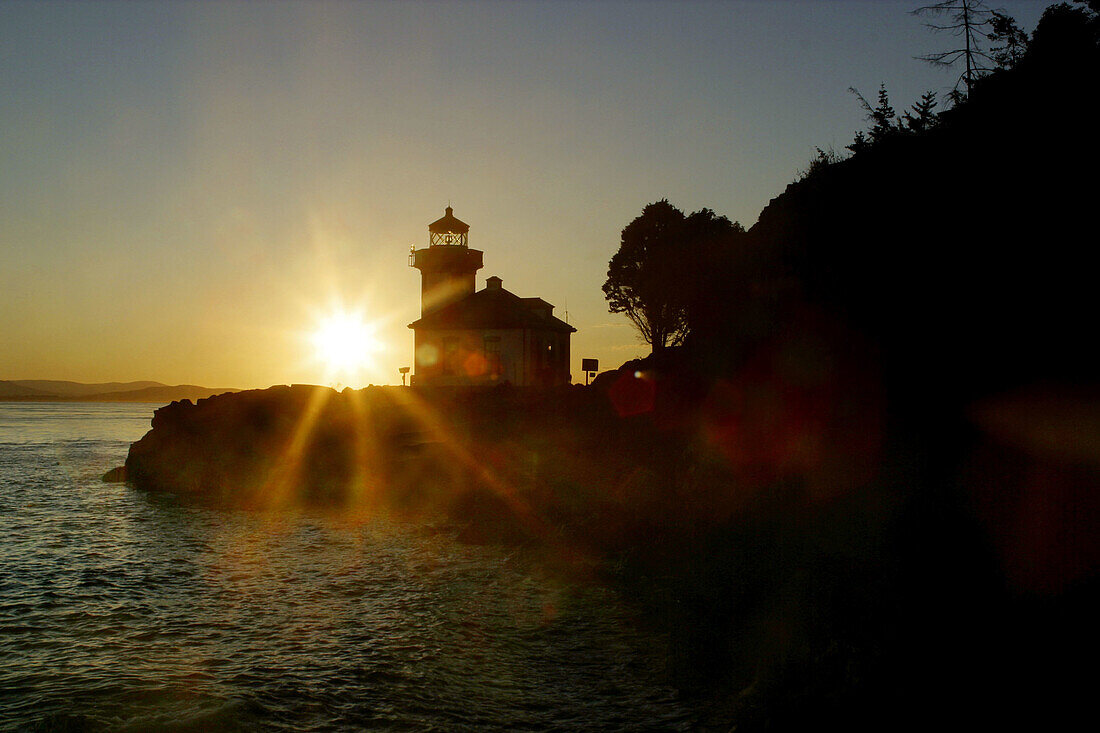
top-left (428, 206), bottom-right (469, 247)
top-left (409, 206), bottom-right (483, 316)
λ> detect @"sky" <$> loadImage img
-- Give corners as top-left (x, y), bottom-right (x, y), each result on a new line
top-left (0, 0), bottom-right (1049, 389)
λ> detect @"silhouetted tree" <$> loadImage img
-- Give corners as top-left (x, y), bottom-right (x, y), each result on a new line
top-left (847, 84), bottom-right (901, 151)
top-left (1077, 0), bottom-right (1100, 26)
top-left (912, 0), bottom-right (1025, 97)
top-left (846, 130), bottom-right (870, 155)
top-left (902, 90), bottom-right (939, 132)
top-left (987, 11), bottom-right (1029, 68)
top-left (604, 202), bottom-right (745, 352)
top-left (604, 200), bottom-right (690, 351)
top-left (680, 209), bottom-right (748, 357)
top-left (1029, 1), bottom-right (1099, 61)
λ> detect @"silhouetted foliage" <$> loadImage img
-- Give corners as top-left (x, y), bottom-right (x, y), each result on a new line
top-left (1029, 1), bottom-right (1100, 61)
top-left (846, 130), bottom-right (870, 155)
top-left (901, 90), bottom-right (939, 132)
top-left (603, 201), bottom-right (745, 352)
top-left (988, 10), bottom-right (1029, 68)
top-left (847, 84), bottom-right (902, 152)
top-left (672, 9), bottom-right (1100, 724)
top-left (603, 200), bottom-right (690, 351)
top-left (680, 209), bottom-right (747, 353)
top-left (912, 0), bottom-right (1022, 95)
top-left (755, 0), bottom-right (1100, 410)
top-left (846, 3), bottom-right (1027, 154)
top-left (847, 84), bottom-right (940, 152)
top-left (798, 146), bottom-right (845, 180)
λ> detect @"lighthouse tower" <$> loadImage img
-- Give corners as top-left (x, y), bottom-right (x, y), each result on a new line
top-left (409, 206), bottom-right (483, 315)
top-left (407, 206), bottom-right (575, 387)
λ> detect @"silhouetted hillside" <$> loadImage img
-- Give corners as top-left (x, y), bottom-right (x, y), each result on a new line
top-left (739, 3), bottom-right (1099, 416)
top-left (646, 7), bottom-right (1100, 726)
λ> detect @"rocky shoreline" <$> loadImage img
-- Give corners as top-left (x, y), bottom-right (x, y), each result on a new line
top-left (108, 369), bottom-right (1098, 730)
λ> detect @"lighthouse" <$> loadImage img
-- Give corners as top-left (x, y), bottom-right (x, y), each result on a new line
top-left (408, 206), bottom-right (575, 386)
top-left (409, 206), bottom-right (483, 315)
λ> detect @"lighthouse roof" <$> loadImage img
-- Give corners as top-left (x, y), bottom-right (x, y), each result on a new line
top-left (428, 206), bottom-right (469, 234)
top-left (408, 281), bottom-right (575, 333)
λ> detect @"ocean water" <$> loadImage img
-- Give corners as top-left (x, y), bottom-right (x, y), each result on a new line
top-left (0, 402), bottom-right (693, 731)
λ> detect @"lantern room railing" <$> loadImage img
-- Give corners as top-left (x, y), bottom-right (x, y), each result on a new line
top-left (429, 230), bottom-right (468, 247)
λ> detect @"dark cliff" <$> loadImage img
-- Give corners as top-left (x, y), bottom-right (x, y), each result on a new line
top-left (741, 5), bottom-right (1099, 416)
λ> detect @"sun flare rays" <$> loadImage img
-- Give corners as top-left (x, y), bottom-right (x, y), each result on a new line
top-left (306, 307), bottom-right (387, 388)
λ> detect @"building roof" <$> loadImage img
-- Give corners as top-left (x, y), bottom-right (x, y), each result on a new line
top-left (428, 206), bottom-right (469, 234)
top-left (409, 283), bottom-right (576, 333)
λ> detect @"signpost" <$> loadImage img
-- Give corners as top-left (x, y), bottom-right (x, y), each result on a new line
top-left (581, 358), bottom-right (598, 386)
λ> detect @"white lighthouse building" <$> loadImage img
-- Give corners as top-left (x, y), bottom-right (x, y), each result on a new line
top-left (408, 207), bottom-right (574, 386)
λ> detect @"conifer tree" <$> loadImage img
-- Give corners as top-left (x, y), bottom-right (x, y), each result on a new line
top-left (988, 11), bottom-right (1028, 69)
top-left (902, 91), bottom-right (939, 132)
top-left (847, 84), bottom-right (900, 150)
top-left (912, 0), bottom-right (1023, 96)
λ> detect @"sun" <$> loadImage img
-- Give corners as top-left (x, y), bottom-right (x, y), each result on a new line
top-left (310, 310), bottom-right (382, 378)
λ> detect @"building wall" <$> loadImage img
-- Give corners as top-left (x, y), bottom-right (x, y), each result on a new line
top-left (522, 329), bottom-right (571, 387)
top-left (413, 328), bottom-right (571, 386)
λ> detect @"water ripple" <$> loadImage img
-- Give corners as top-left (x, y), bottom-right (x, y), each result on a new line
top-left (0, 403), bottom-right (695, 731)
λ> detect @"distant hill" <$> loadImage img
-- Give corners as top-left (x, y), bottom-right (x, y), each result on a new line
top-left (0, 380), bottom-right (239, 402)
top-left (5, 380), bottom-right (164, 397)
top-left (82, 385), bottom-right (239, 402)
top-left (0, 381), bottom-right (55, 398)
